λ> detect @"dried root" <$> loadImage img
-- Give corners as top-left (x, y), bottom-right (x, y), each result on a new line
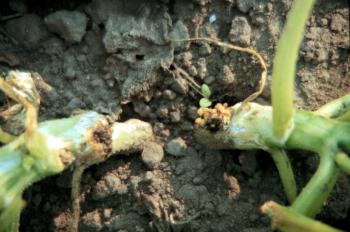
top-left (172, 37), bottom-right (267, 104)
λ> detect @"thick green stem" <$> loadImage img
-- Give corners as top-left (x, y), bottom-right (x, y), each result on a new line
top-left (261, 201), bottom-right (343, 232)
top-left (290, 152), bottom-right (339, 217)
top-left (0, 145), bottom-right (40, 232)
top-left (197, 103), bottom-right (350, 155)
top-left (271, 0), bottom-right (316, 141)
top-left (0, 145), bottom-right (40, 208)
top-left (269, 149), bottom-right (297, 203)
top-left (197, 102), bottom-right (349, 218)
top-left (0, 195), bottom-right (25, 232)
top-left (286, 110), bottom-right (350, 156)
top-left (0, 112), bottom-right (154, 232)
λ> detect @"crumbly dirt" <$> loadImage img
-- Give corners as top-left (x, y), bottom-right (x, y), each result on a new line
top-left (0, 0), bottom-right (349, 231)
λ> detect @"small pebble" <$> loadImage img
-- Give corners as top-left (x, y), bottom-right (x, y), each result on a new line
top-left (156, 106), bottom-right (169, 118)
top-left (103, 208), bottom-right (112, 219)
top-left (198, 42), bottom-right (212, 56)
top-left (144, 171), bottom-right (154, 181)
top-left (236, 0), bottom-right (254, 13)
top-left (45, 10), bottom-right (88, 43)
top-left (209, 14), bottom-right (216, 23)
top-left (81, 210), bottom-right (102, 231)
top-left (141, 142), bottom-right (164, 169)
top-left (187, 106), bottom-right (198, 119)
top-left (266, 3), bottom-right (273, 12)
top-left (153, 122), bottom-right (170, 138)
top-left (166, 137), bottom-right (187, 156)
top-left (180, 121), bottom-right (193, 131)
top-left (163, 89), bottom-right (177, 100)
top-left (330, 14), bottom-right (346, 32)
top-left (204, 75), bottom-right (215, 84)
top-left (180, 52), bottom-right (193, 67)
top-left (64, 67), bottom-right (76, 80)
top-left (92, 173), bottom-right (127, 200)
top-left (253, 16), bottom-right (265, 26)
top-left (170, 110), bottom-right (181, 123)
top-left (229, 16), bottom-right (252, 46)
top-left (218, 65), bottom-right (235, 85)
top-left (133, 101), bottom-right (151, 117)
top-left (197, 58), bottom-right (207, 80)
top-left (320, 18), bottom-right (328, 26)
top-left (187, 65), bottom-right (198, 76)
top-left (171, 77), bottom-right (189, 95)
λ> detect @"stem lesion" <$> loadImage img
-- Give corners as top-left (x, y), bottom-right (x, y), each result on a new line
top-left (0, 71), bottom-right (155, 232)
top-left (0, 72), bottom-right (39, 143)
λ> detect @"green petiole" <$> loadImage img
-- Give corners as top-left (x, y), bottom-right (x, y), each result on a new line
top-left (271, 0), bottom-right (316, 142)
top-left (334, 152), bottom-right (350, 175)
top-left (269, 148), bottom-right (297, 203)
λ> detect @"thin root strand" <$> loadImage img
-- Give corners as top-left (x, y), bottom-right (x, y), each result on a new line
top-left (174, 38), bottom-right (267, 104)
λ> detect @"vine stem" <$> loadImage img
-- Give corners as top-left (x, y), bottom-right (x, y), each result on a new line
top-left (290, 151), bottom-right (339, 217)
top-left (261, 201), bottom-right (343, 232)
top-left (335, 152), bottom-right (350, 174)
top-left (269, 148), bottom-right (297, 203)
top-left (314, 94), bottom-right (350, 118)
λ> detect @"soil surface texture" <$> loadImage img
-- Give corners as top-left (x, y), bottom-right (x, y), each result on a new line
top-left (0, 0), bottom-right (349, 231)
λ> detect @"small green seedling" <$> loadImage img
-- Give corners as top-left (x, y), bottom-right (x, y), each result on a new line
top-left (199, 84), bottom-right (212, 108)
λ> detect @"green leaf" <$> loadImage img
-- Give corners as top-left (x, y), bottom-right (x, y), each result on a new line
top-left (199, 98), bottom-right (212, 108)
top-left (201, 84), bottom-right (211, 99)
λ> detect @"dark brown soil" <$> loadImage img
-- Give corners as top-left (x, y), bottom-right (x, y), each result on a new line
top-left (0, 0), bottom-right (349, 231)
